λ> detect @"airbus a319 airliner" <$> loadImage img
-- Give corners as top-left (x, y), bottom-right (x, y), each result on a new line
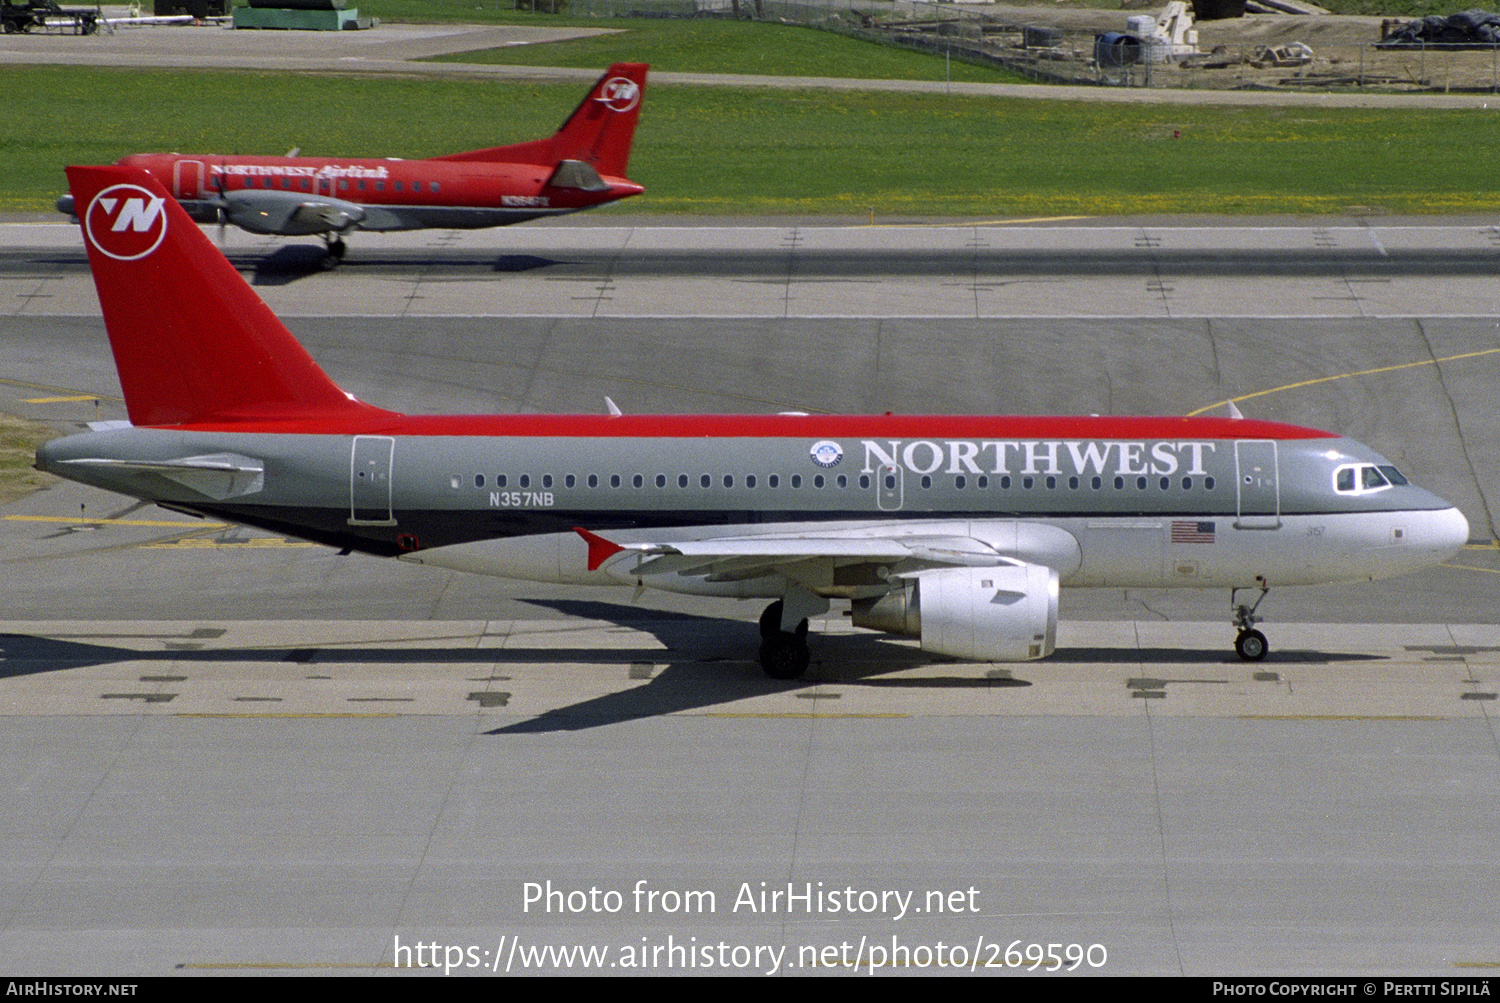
top-left (38, 166), bottom-right (1470, 678)
top-left (55, 64), bottom-right (647, 264)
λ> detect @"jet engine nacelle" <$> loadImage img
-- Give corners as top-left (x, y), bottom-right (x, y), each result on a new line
top-left (222, 190), bottom-right (366, 236)
top-left (851, 563), bottom-right (1059, 662)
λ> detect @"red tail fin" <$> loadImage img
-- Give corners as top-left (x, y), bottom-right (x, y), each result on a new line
top-left (66, 165), bottom-right (392, 427)
top-left (430, 63), bottom-right (647, 178)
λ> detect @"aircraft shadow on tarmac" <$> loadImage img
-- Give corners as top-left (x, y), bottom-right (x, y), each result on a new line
top-left (0, 600), bottom-right (1383, 733)
top-left (22, 245), bottom-right (1500, 289)
top-left (237, 248), bottom-right (570, 286)
top-left (219, 246), bottom-right (1500, 285)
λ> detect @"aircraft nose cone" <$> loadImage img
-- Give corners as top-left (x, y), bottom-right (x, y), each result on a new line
top-left (1430, 506), bottom-right (1470, 560)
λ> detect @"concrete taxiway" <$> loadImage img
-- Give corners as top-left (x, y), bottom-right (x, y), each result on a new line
top-left (1, 219), bottom-right (1498, 976)
top-left (8, 217), bottom-right (1500, 319)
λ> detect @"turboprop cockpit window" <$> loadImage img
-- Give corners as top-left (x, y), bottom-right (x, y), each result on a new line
top-left (1379, 466), bottom-right (1409, 486)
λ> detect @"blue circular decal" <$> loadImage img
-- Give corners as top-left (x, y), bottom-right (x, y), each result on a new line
top-left (810, 440), bottom-right (843, 468)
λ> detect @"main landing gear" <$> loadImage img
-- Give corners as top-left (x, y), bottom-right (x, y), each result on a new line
top-left (758, 600), bottom-right (810, 679)
top-left (1231, 577), bottom-right (1270, 661)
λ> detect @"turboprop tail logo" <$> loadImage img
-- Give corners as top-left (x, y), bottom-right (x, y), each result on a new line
top-left (597, 77), bottom-right (641, 113)
top-left (84, 184), bottom-right (167, 261)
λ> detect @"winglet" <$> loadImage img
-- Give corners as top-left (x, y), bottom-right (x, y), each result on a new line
top-left (65, 165), bottom-right (393, 427)
top-left (574, 527), bottom-right (626, 571)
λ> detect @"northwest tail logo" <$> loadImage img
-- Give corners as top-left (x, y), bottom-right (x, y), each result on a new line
top-left (597, 77), bottom-right (641, 113)
top-left (84, 184), bottom-right (167, 261)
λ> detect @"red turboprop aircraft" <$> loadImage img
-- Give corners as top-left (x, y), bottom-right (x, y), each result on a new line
top-left (55, 63), bottom-right (647, 264)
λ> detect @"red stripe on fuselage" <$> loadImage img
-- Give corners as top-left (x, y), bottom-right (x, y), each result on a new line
top-left (160, 413), bottom-right (1337, 440)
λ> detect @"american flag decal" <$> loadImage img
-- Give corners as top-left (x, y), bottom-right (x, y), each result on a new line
top-left (1171, 520), bottom-right (1216, 543)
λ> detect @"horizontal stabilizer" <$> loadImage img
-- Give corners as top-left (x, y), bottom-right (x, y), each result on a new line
top-left (53, 453), bottom-right (265, 500)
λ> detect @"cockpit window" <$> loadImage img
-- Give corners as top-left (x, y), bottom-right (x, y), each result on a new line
top-left (1334, 463), bottom-right (1399, 495)
top-left (1379, 465), bottom-right (1409, 486)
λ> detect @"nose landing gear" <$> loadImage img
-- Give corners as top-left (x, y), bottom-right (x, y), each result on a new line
top-left (1232, 577), bottom-right (1270, 661)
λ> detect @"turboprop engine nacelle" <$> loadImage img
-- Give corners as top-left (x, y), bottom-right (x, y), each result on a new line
top-left (851, 563), bottom-right (1059, 662)
top-left (223, 190), bottom-right (366, 236)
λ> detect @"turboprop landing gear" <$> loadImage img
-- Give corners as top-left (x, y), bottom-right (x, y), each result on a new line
top-left (322, 236), bottom-right (347, 269)
top-left (1231, 577), bottom-right (1270, 662)
top-left (756, 590), bottom-right (826, 679)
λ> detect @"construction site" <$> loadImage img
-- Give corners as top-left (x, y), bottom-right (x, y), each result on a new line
top-left (825, 1), bottom-right (1500, 92)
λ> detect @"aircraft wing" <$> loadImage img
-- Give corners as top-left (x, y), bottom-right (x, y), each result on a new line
top-left (574, 524), bottom-right (1067, 664)
top-left (575, 522), bottom-right (1081, 583)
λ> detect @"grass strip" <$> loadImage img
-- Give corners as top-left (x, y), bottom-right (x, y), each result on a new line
top-left (4, 66), bottom-right (1497, 216)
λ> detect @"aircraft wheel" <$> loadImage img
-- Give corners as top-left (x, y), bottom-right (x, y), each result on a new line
top-left (329, 238), bottom-right (347, 259)
top-left (1235, 629), bottom-right (1268, 662)
top-left (758, 600), bottom-right (783, 641)
top-left (759, 632), bottom-right (809, 680)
